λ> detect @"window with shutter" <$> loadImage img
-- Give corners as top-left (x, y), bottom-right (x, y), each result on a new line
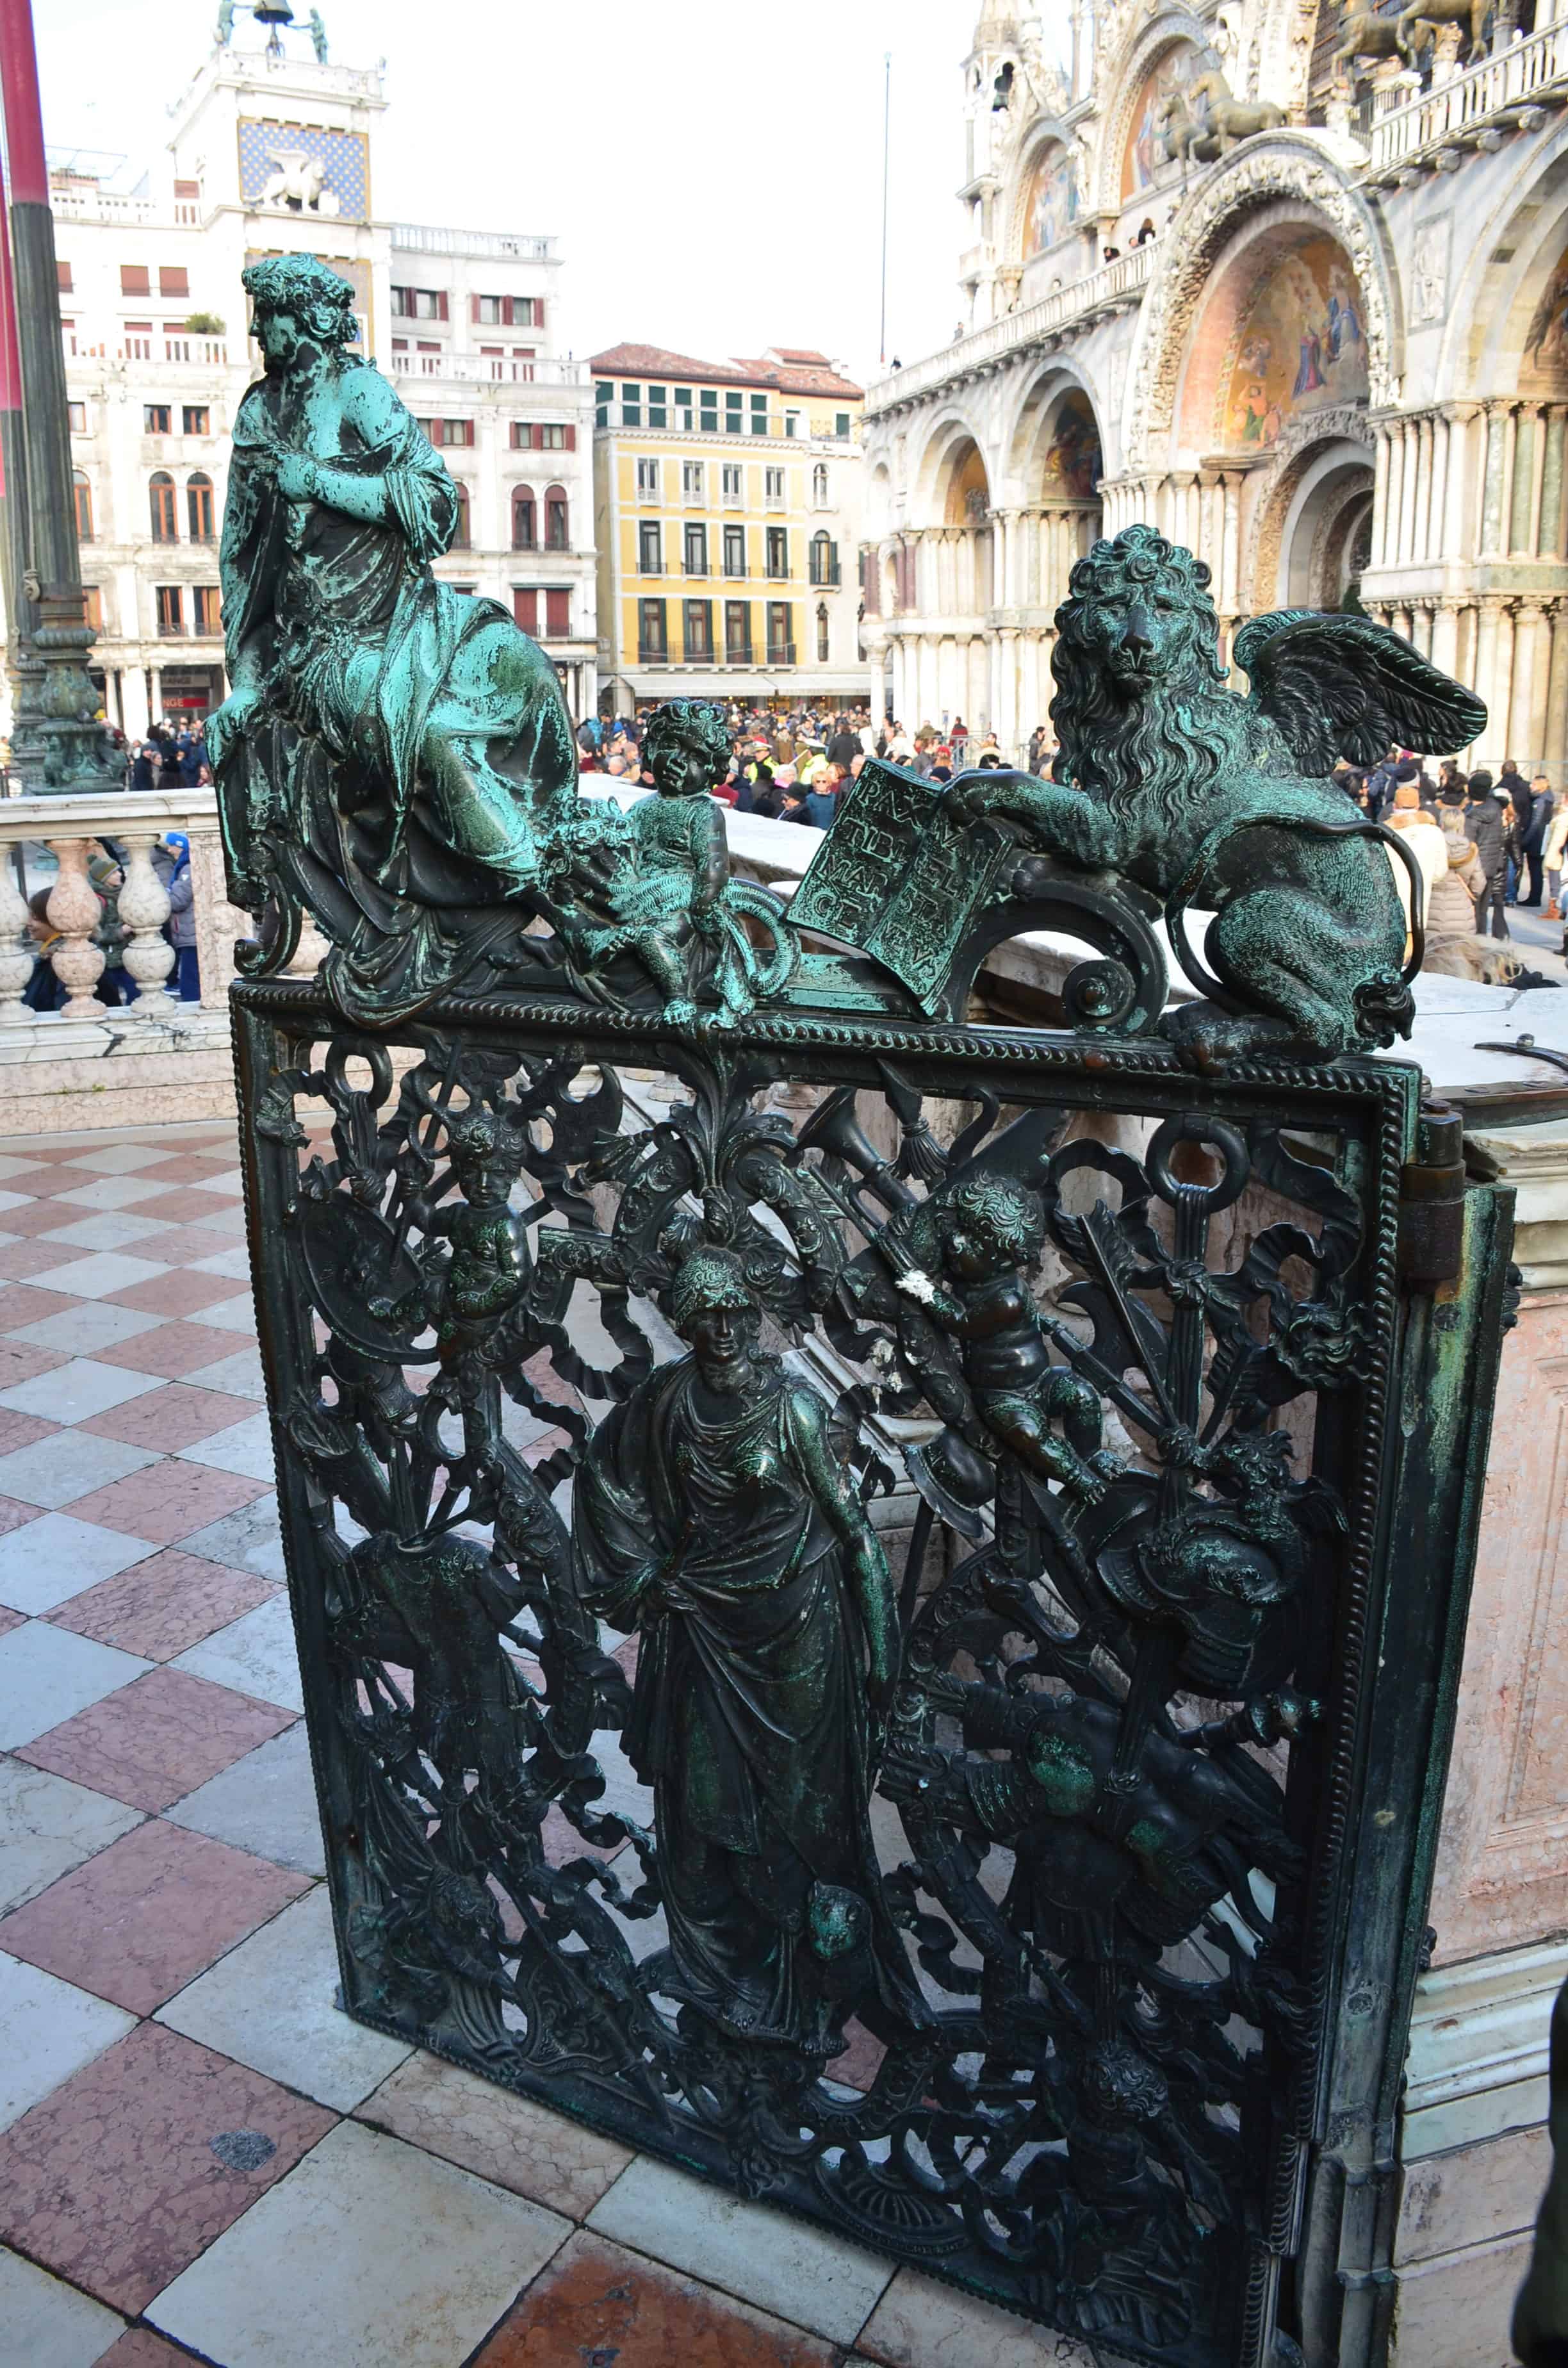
top-left (120, 264), bottom-right (150, 295)
top-left (546, 588), bottom-right (570, 636)
top-left (512, 588), bottom-right (538, 633)
top-left (57, 260), bottom-right (72, 292)
top-left (159, 267), bottom-right (189, 298)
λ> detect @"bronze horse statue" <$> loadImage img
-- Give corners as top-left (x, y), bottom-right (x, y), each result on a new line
top-left (1185, 72), bottom-right (1287, 152)
top-left (1396, 0), bottom-right (1490, 63)
top-left (1157, 88), bottom-right (1221, 167)
top-left (1332, 0), bottom-right (1405, 75)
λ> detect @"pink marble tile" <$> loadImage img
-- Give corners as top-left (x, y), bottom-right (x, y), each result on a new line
top-left (0, 1491), bottom-right (40, 1536)
top-left (79, 1385), bottom-right (260, 1452)
top-left (0, 1283), bottom-right (79, 1332)
top-left (0, 2019), bottom-right (334, 2313)
top-left (62, 1462), bottom-right (270, 1547)
top-left (0, 1239), bottom-right (92, 1280)
top-left (2, 1201), bottom-right (106, 1237)
top-left (0, 1602), bottom-right (25, 1636)
top-left (49, 1546), bottom-right (279, 1661)
top-left (94, 2331), bottom-right (206, 2368)
top-left (104, 1271), bottom-right (248, 1319)
top-left (0, 1340), bottom-right (69, 1392)
top-left (132, 1189), bottom-right (246, 1224)
top-left (0, 1816), bottom-right (310, 2012)
top-left (92, 1320), bottom-right (257, 1381)
top-left (16, 1665), bottom-right (296, 1812)
top-left (0, 1407), bottom-right (60, 1454)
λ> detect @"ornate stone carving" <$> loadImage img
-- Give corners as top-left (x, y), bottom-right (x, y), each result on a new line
top-left (1125, 143), bottom-right (1398, 471)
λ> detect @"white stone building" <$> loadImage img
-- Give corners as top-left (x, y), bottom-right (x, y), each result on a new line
top-left (42, 18), bottom-right (596, 743)
top-left (862, 0), bottom-right (1568, 782)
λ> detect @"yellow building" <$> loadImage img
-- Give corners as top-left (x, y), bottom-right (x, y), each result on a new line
top-left (591, 343), bottom-right (864, 714)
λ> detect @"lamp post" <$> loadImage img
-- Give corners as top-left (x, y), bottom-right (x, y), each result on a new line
top-left (0, 0), bottom-right (118, 792)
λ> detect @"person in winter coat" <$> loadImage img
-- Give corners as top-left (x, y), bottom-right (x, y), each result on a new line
top-left (129, 742), bottom-right (157, 792)
top-left (1519, 774), bottom-right (1556, 908)
top-left (1465, 771), bottom-right (1510, 939)
top-left (1544, 791), bottom-right (1568, 921)
top-left (162, 832), bottom-right (200, 999)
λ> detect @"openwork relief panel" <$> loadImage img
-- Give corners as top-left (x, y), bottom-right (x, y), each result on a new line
top-left (241, 996), bottom-right (1423, 2367)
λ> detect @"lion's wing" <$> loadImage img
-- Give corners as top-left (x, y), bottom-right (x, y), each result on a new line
top-left (1236, 610), bottom-right (1487, 775)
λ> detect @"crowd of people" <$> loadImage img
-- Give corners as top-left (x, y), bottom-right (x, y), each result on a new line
top-left (576, 703), bottom-right (1054, 830)
top-left (1335, 749), bottom-right (1567, 957)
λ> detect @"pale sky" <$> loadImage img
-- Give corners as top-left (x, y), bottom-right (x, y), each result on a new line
top-left (35, 0), bottom-right (1005, 386)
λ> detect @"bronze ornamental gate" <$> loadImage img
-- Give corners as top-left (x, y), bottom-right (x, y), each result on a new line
top-left (208, 270), bottom-right (1508, 2362)
top-left (234, 986), bottom-right (1510, 2368)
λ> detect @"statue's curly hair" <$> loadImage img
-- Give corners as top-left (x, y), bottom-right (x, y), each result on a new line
top-left (242, 253), bottom-right (359, 348)
top-left (671, 1244), bottom-right (756, 1333)
top-left (942, 1174), bottom-right (1045, 1269)
top-left (1049, 523), bottom-right (1234, 818)
top-left (642, 699), bottom-right (731, 789)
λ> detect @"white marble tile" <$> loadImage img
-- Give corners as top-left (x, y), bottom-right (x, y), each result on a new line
top-left (149, 2119), bottom-right (570, 2367)
top-left (0, 2244), bottom-right (124, 2366)
top-left (586, 2155), bottom-right (894, 2343)
top-left (172, 1591), bottom-right (304, 1712)
top-left (858, 2269), bottom-right (1105, 2365)
top-left (166, 1718), bottom-right (323, 1875)
top-left (0, 1756), bottom-right (143, 1912)
top-left (50, 1175), bottom-right (177, 1212)
top-left (0, 1429), bottom-right (160, 1511)
top-left (184, 1169), bottom-right (247, 1196)
top-left (181, 1493), bottom-right (286, 1581)
top-left (179, 1411), bottom-right (277, 1481)
top-left (36, 1213), bottom-right (177, 1253)
top-left (0, 1949), bottom-right (138, 2130)
top-left (183, 1344), bottom-right (268, 1402)
top-left (185, 1246), bottom-right (256, 1281)
top-left (0, 1156), bottom-right (54, 1181)
top-left (0, 1189), bottom-right (29, 1213)
top-left (0, 1512), bottom-right (156, 1614)
top-left (186, 1290), bottom-right (259, 1335)
top-left (23, 1251), bottom-right (172, 1301)
top-left (158, 1886), bottom-right (409, 2109)
top-left (6, 1303), bottom-right (166, 1356)
top-left (60, 1143), bottom-right (181, 1174)
top-left (0, 1622), bottom-right (151, 1749)
top-left (0, 1358), bottom-right (165, 1426)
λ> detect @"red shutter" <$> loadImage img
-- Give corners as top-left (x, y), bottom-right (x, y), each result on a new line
top-left (57, 260), bottom-right (72, 292)
top-left (159, 267), bottom-right (190, 298)
top-left (532, 423), bottom-right (544, 450)
top-left (546, 588), bottom-right (569, 636)
top-left (513, 588), bottom-right (538, 633)
top-left (564, 425), bottom-right (576, 452)
top-left (470, 294), bottom-right (481, 323)
top-left (120, 264), bottom-right (150, 296)
top-left (436, 290), bottom-right (449, 322)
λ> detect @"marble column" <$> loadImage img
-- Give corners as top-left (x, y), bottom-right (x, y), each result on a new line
top-left (1442, 406), bottom-right (1481, 563)
top-left (1221, 474), bottom-right (1242, 617)
top-left (1482, 407), bottom-right (1508, 558)
top-left (1373, 427), bottom-right (1392, 568)
top-left (1510, 600), bottom-right (1548, 769)
top-left (1415, 416), bottom-right (1435, 566)
top-left (1510, 408), bottom-right (1539, 555)
top-left (1432, 597), bottom-right (1461, 682)
top-left (1399, 419), bottom-right (1421, 566)
top-left (1545, 599), bottom-right (1568, 779)
top-left (1529, 403), bottom-right (1549, 555)
top-left (1474, 601), bottom-right (1501, 757)
top-left (1543, 408), bottom-right (1568, 560)
top-left (1385, 425), bottom-right (1407, 566)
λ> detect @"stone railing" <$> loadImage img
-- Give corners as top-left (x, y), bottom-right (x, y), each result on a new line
top-left (391, 222), bottom-right (556, 262)
top-left (863, 242), bottom-right (1157, 416)
top-left (388, 351), bottom-right (585, 388)
top-left (0, 787), bottom-right (312, 1134)
top-left (1365, 13), bottom-right (1568, 177)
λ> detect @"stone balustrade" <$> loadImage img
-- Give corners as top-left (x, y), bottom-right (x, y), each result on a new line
top-left (1366, 10), bottom-right (1568, 179)
top-left (0, 786), bottom-right (307, 1134)
top-left (863, 242), bottom-right (1157, 417)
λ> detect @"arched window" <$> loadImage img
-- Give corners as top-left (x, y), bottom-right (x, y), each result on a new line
top-left (816, 600), bottom-right (829, 663)
top-left (452, 482), bottom-right (471, 548)
top-left (149, 470), bottom-right (177, 542)
top-left (809, 530), bottom-right (838, 587)
top-left (544, 483), bottom-right (568, 552)
top-left (812, 462), bottom-right (829, 507)
top-left (73, 470), bottom-right (94, 543)
top-left (186, 472), bottom-right (215, 543)
top-left (512, 484), bottom-right (536, 550)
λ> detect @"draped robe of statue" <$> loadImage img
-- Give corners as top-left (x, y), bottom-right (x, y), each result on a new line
top-left (216, 354), bottom-right (581, 1019)
top-left (572, 1356), bottom-right (926, 2052)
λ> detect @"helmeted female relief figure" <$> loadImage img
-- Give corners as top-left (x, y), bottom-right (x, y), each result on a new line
top-left (572, 1246), bottom-right (927, 2053)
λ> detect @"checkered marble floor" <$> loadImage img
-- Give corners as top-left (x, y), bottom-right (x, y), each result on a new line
top-left (0, 1118), bottom-right (1124, 2368)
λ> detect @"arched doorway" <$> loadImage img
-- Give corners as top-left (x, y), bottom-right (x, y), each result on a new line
top-left (936, 436), bottom-right (993, 726)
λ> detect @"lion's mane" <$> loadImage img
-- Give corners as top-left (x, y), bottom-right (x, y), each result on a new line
top-left (1048, 527), bottom-right (1237, 823)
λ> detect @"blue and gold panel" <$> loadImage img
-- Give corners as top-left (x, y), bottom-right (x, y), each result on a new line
top-left (238, 119), bottom-right (368, 222)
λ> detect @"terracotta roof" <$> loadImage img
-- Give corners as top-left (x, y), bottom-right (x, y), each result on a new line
top-left (590, 340), bottom-right (862, 400)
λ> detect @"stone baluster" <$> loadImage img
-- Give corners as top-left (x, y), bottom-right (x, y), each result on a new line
top-left (44, 839), bottom-right (106, 1020)
top-left (115, 836), bottom-right (179, 1017)
top-left (0, 857), bottom-right (37, 1024)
